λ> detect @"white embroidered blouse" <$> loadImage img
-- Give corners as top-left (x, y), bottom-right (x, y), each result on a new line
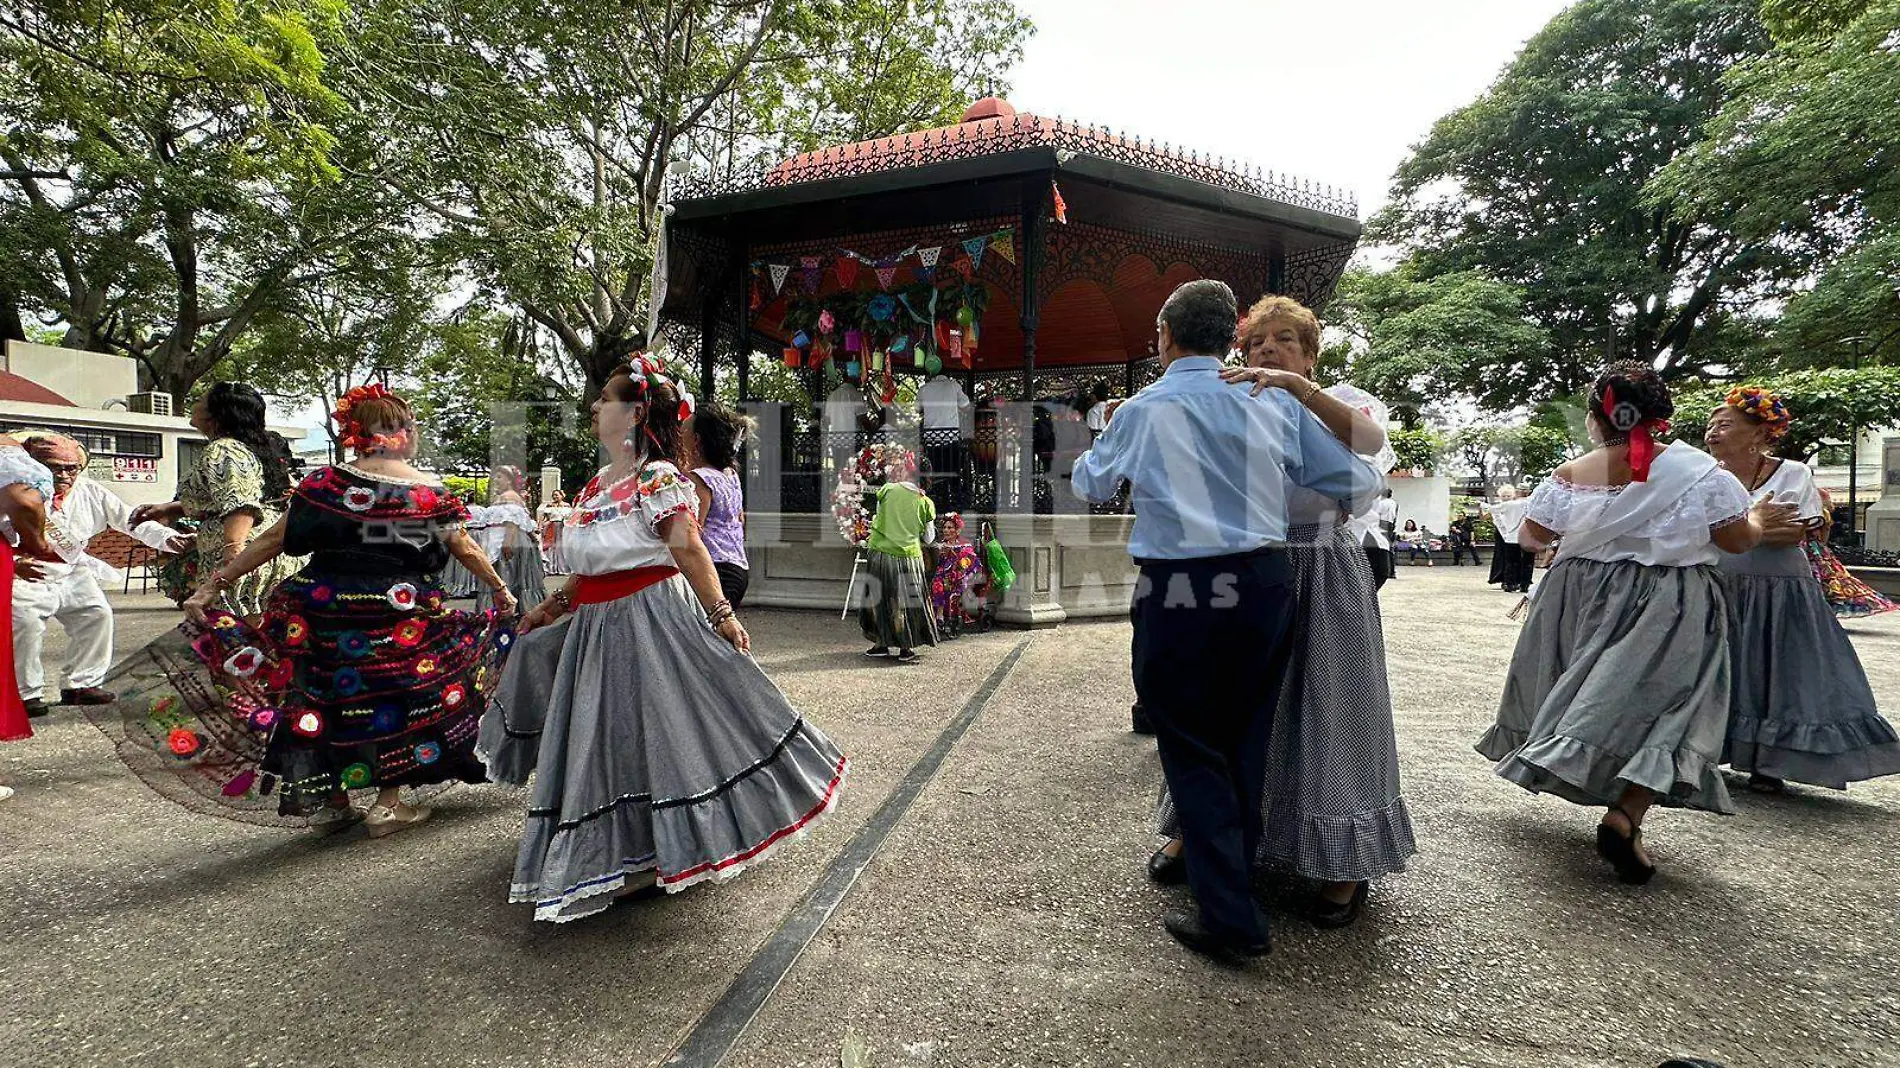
top-left (1526, 464), bottom-right (1751, 567)
top-left (0, 446), bottom-right (53, 546)
top-left (559, 461), bottom-right (700, 576)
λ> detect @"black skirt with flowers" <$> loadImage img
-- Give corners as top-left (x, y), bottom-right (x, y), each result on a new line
top-left (89, 465), bottom-right (514, 822)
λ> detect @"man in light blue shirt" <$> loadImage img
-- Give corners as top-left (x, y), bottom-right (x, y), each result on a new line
top-left (1071, 280), bottom-right (1383, 962)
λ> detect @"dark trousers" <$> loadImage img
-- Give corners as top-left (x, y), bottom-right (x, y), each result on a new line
top-left (1363, 544), bottom-right (1394, 591)
top-left (1451, 542), bottom-right (1483, 566)
top-left (713, 561), bottom-right (750, 607)
top-left (1131, 550), bottom-right (1295, 944)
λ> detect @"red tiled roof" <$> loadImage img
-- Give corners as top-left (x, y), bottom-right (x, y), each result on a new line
top-left (0, 371), bottom-right (75, 406)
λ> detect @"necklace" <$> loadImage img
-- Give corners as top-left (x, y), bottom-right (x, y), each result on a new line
top-left (1746, 454), bottom-right (1773, 492)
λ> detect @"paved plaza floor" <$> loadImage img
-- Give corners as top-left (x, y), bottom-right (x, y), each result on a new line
top-left (5, 567), bottom-right (1898, 1068)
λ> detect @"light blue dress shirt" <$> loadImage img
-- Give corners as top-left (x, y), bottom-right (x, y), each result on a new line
top-left (1070, 356), bottom-right (1385, 560)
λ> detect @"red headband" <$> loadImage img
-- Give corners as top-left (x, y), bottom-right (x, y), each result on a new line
top-left (1601, 384), bottom-right (1670, 482)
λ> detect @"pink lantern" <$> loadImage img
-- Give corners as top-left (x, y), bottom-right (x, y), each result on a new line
top-left (844, 329), bottom-right (864, 353)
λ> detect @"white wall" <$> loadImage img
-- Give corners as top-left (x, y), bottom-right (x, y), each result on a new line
top-left (1389, 473), bottom-right (1453, 534)
top-left (3, 342), bottom-right (140, 409)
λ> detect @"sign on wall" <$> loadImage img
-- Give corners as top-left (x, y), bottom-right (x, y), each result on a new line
top-left (88, 456), bottom-right (159, 483)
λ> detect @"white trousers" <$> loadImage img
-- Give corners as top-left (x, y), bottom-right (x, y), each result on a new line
top-left (11, 570), bottom-right (115, 700)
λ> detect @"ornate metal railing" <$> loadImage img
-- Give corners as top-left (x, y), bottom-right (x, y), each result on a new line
top-left (675, 113), bottom-right (1358, 220)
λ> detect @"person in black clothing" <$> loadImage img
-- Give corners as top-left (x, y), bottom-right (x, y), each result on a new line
top-left (1448, 515), bottom-right (1484, 566)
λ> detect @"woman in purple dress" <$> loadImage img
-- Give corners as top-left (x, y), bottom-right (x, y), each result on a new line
top-left (683, 402), bottom-right (755, 606)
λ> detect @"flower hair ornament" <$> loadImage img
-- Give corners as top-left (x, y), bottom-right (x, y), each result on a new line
top-left (618, 353), bottom-right (697, 454)
top-left (331, 382), bottom-right (413, 455)
top-left (1598, 382), bottom-right (1670, 483)
top-left (1725, 386), bottom-right (1792, 442)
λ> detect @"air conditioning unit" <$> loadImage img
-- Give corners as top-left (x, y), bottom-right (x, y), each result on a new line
top-left (126, 392), bottom-right (173, 416)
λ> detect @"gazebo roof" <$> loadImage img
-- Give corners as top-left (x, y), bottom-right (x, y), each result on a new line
top-left (672, 98), bottom-right (1359, 234)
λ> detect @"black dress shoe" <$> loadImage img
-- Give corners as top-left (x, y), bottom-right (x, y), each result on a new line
top-left (23, 698), bottom-right (48, 719)
top-left (61, 687), bottom-right (116, 705)
top-left (1147, 847), bottom-right (1187, 886)
top-left (1308, 881), bottom-right (1368, 929)
top-left (1130, 702), bottom-right (1154, 735)
top-left (1162, 909), bottom-right (1269, 963)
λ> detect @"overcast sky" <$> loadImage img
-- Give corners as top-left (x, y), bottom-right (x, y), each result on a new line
top-left (1008, 0), bottom-right (1576, 219)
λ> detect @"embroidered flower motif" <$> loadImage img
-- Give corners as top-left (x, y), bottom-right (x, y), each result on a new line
top-left (266, 660), bottom-right (295, 688)
top-left (441, 682), bottom-right (468, 709)
top-left (291, 710), bottom-right (324, 737)
top-left (342, 486), bottom-right (378, 512)
top-left (248, 706), bottom-right (279, 731)
top-left (414, 656), bottom-right (438, 677)
top-left (309, 584), bottom-right (335, 605)
top-left (148, 695), bottom-right (180, 719)
top-left (386, 582), bottom-right (418, 611)
top-left (493, 627), bottom-right (515, 651)
top-left (337, 631), bottom-right (373, 659)
top-left (339, 763), bottom-right (373, 789)
top-left (301, 468), bottom-right (342, 494)
top-left (413, 741), bottom-right (442, 765)
top-left (166, 728), bottom-right (201, 757)
top-left (423, 590), bottom-right (446, 611)
top-left (220, 770), bottom-right (257, 798)
top-left (281, 617), bottom-right (309, 647)
top-left (210, 613), bottom-right (243, 634)
top-left (370, 703), bottom-right (403, 733)
top-left (223, 647), bottom-right (265, 678)
top-left (332, 667), bottom-right (365, 697)
top-left (410, 485), bottom-right (439, 511)
top-left (391, 619), bottom-right (427, 648)
top-left (190, 632), bottom-right (222, 663)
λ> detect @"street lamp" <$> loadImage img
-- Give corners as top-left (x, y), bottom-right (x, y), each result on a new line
top-left (371, 363), bottom-right (392, 388)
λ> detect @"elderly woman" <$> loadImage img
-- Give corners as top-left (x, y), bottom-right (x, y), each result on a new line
top-left (859, 447), bottom-right (939, 664)
top-left (1150, 294), bottom-right (1410, 928)
top-left (132, 383), bottom-right (302, 621)
top-left (1704, 388), bottom-right (1900, 794)
top-left (101, 384), bottom-right (516, 834)
top-left (1806, 488), bottom-right (1896, 618)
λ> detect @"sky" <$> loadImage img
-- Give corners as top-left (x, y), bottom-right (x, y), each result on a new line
top-left (1007, 0), bottom-right (1576, 221)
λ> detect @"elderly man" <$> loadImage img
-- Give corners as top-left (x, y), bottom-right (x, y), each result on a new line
top-left (12, 432), bottom-right (183, 715)
top-left (1071, 280), bottom-right (1383, 962)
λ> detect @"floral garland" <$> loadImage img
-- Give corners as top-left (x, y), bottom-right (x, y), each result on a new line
top-left (330, 382), bottom-right (412, 454)
top-left (830, 442), bottom-right (917, 546)
top-left (1725, 385), bottom-right (1792, 441)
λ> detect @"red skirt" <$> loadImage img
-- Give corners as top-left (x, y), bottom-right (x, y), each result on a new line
top-left (0, 541), bottom-right (31, 742)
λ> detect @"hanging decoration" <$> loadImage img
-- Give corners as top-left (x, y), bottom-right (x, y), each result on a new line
top-left (1052, 180), bottom-right (1069, 224)
top-left (768, 263), bottom-right (791, 294)
top-left (835, 257), bottom-right (860, 288)
top-left (990, 231), bottom-right (1015, 265)
top-left (962, 236), bottom-right (988, 272)
top-left (867, 293), bottom-right (898, 323)
top-left (800, 255), bottom-right (823, 292)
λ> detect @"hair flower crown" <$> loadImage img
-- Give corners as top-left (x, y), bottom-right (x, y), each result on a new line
top-left (330, 382), bottom-right (410, 454)
top-left (1724, 386), bottom-right (1791, 441)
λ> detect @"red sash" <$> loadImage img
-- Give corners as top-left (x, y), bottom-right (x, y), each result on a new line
top-left (571, 565), bottom-right (680, 606)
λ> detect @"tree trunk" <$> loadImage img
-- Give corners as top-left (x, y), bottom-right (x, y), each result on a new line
top-left (0, 288), bottom-right (24, 345)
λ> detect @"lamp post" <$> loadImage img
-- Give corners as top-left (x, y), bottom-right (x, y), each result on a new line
top-left (1843, 335), bottom-right (1866, 541)
top-left (372, 363), bottom-right (392, 388)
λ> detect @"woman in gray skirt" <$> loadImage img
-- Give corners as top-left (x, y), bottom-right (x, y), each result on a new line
top-left (477, 465), bottom-right (547, 613)
top-left (859, 447), bottom-right (939, 664)
top-left (478, 356), bottom-right (846, 923)
top-left (1704, 388), bottom-right (1900, 793)
top-left (1477, 362), bottom-right (1785, 885)
top-left (1151, 295), bottom-right (1410, 928)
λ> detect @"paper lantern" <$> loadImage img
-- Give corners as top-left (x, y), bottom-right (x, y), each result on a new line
top-left (946, 330), bottom-right (964, 363)
top-left (783, 347), bottom-right (802, 367)
top-left (844, 329), bottom-right (864, 353)
top-left (956, 305), bottom-right (976, 327)
top-left (870, 350), bottom-right (885, 372)
top-left (845, 360), bottom-right (862, 378)
top-left (925, 353), bottom-right (944, 375)
top-left (818, 309), bottom-right (835, 334)
top-left (791, 330), bottom-right (811, 350)
top-left (890, 334), bottom-right (910, 355)
top-left (913, 349), bottom-right (927, 369)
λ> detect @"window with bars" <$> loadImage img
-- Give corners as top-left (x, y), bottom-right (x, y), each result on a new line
top-left (0, 422), bottom-right (163, 458)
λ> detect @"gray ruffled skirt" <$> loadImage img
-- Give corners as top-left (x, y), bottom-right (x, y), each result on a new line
top-left (1719, 546), bottom-right (1900, 788)
top-left (1478, 557), bottom-right (1735, 813)
top-left (479, 541), bottom-right (547, 612)
top-left (1158, 523), bottom-right (1416, 882)
top-left (477, 575), bottom-right (847, 923)
top-left (438, 555), bottom-right (481, 598)
top-left (858, 549), bottom-right (939, 651)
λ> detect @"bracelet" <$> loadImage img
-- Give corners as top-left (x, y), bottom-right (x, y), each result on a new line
top-left (706, 600), bottom-right (735, 628)
top-left (550, 587), bottom-right (573, 611)
top-left (1300, 380), bottom-right (1322, 404)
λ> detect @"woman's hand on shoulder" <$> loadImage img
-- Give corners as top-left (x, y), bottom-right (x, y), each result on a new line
top-left (1218, 366), bottom-right (1302, 397)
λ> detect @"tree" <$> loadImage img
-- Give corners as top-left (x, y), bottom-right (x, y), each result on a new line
top-left (1373, 0), bottom-right (1786, 400)
top-left (1671, 366), bottom-right (1900, 462)
top-left (370, 0), bottom-right (1031, 391)
top-left (1389, 428), bottom-right (1447, 472)
top-left (0, 0), bottom-right (413, 401)
top-left (1324, 264), bottom-right (1549, 415)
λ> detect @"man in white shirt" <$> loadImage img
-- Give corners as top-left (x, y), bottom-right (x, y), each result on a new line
top-left (1083, 381), bottom-right (1111, 440)
top-left (12, 433), bottom-right (183, 715)
top-left (915, 372), bottom-right (972, 507)
top-left (1361, 489), bottom-right (1399, 587)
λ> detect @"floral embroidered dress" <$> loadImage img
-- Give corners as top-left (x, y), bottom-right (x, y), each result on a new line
top-left (90, 465), bottom-right (513, 822)
top-left (178, 437), bottom-right (302, 618)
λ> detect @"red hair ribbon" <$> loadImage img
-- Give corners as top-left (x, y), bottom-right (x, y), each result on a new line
top-left (1601, 383), bottom-right (1668, 483)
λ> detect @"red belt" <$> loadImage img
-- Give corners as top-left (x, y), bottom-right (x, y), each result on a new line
top-left (571, 565), bottom-right (680, 606)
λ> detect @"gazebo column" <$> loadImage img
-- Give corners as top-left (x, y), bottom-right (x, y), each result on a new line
top-left (993, 175), bottom-right (1066, 628)
top-left (1268, 246), bottom-right (1287, 295)
top-left (735, 253), bottom-right (752, 402)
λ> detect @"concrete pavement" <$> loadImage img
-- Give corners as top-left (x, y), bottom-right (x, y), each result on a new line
top-left (5, 571), bottom-right (1898, 1068)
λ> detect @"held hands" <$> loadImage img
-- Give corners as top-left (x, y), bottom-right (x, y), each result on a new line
top-left (130, 501), bottom-right (184, 526)
top-left (518, 601), bottom-right (558, 634)
top-left (491, 587), bottom-right (519, 618)
top-left (1218, 366), bottom-right (1308, 398)
top-left (182, 585), bottom-right (217, 625)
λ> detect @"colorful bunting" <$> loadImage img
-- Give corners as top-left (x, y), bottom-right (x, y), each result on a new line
top-left (962, 236), bottom-right (989, 271)
top-left (875, 266), bottom-right (898, 288)
top-left (768, 263), bottom-right (791, 294)
top-left (990, 231), bottom-right (1015, 265)
top-left (917, 246), bottom-right (942, 268)
top-left (800, 255), bottom-right (823, 292)
top-left (835, 257), bottom-right (859, 288)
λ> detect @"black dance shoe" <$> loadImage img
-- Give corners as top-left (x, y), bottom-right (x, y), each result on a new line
top-left (1130, 702), bottom-right (1154, 735)
top-left (1162, 909), bottom-right (1269, 964)
top-left (1595, 810), bottom-right (1657, 885)
top-left (1307, 881), bottom-right (1368, 929)
top-left (23, 698), bottom-right (47, 719)
top-left (1147, 847), bottom-right (1187, 886)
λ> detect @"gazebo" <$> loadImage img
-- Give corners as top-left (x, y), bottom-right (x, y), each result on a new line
top-left (657, 97), bottom-right (1360, 624)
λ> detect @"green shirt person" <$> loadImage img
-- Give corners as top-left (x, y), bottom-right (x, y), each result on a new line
top-left (867, 481), bottom-right (935, 559)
